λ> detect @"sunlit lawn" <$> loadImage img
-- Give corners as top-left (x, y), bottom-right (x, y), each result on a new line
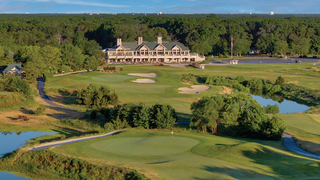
top-left (53, 129), bottom-right (320, 180)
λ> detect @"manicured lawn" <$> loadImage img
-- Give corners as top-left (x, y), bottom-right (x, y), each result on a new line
top-left (46, 64), bottom-right (320, 113)
top-left (53, 130), bottom-right (320, 180)
top-left (46, 67), bottom-right (222, 114)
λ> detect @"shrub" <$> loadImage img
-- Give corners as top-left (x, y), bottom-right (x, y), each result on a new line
top-left (34, 105), bottom-right (46, 115)
top-left (275, 76), bottom-right (285, 85)
top-left (264, 104), bottom-right (280, 114)
top-left (76, 84), bottom-right (118, 110)
top-left (90, 110), bottom-right (97, 119)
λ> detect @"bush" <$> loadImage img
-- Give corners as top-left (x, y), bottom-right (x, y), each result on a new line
top-left (34, 105), bottom-right (46, 115)
top-left (275, 76), bottom-right (285, 85)
top-left (90, 110), bottom-right (97, 119)
top-left (76, 84), bottom-right (118, 110)
top-left (264, 104), bottom-right (280, 114)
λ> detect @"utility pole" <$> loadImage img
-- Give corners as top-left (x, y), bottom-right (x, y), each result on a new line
top-left (231, 34), bottom-right (233, 59)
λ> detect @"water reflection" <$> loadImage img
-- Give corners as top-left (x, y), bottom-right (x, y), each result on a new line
top-left (0, 131), bottom-right (56, 158)
top-left (0, 131), bottom-right (56, 180)
top-left (251, 95), bottom-right (310, 113)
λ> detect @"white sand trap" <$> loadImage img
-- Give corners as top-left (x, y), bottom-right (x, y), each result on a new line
top-left (128, 73), bottom-right (158, 77)
top-left (132, 79), bottom-right (156, 83)
top-left (178, 85), bottom-right (211, 94)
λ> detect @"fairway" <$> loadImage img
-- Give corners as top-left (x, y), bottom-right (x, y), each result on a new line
top-left (91, 137), bottom-right (199, 156)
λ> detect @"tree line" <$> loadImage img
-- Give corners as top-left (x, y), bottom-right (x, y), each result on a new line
top-left (2, 15), bottom-right (320, 79)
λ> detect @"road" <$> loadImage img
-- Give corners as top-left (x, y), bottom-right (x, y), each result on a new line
top-left (210, 57), bottom-right (320, 64)
top-left (37, 78), bottom-right (78, 110)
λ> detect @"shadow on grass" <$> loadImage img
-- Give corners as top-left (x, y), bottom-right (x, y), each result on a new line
top-left (194, 145), bottom-right (320, 180)
top-left (146, 160), bottom-right (171, 164)
top-left (193, 166), bottom-right (271, 180)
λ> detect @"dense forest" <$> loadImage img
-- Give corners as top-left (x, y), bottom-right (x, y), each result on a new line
top-left (1, 14), bottom-right (320, 77)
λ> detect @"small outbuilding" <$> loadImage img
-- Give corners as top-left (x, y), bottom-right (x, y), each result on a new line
top-left (230, 59), bottom-right (238, 64)
top-left (1, 64), bottom-right (24, 75)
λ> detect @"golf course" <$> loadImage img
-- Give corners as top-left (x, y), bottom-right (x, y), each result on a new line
top-left (39, 63), bottom-right (320, 179)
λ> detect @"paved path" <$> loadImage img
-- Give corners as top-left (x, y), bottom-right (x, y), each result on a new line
top-left (282, 133), bottom-right (320, 160)
top-left (177, 121), bottom-right (320, 160)
top-left (27, 130), bottom-right (123, 151)
top-left (37, 78), bottom-right (78, 110)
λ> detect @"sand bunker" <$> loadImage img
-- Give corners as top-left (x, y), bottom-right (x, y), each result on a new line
top-left (128, 73), bottom-right (158, 78)
top-left (132, 79), bottom-right (156, 83)
top-left (178, 85), bottom-right (211, 94)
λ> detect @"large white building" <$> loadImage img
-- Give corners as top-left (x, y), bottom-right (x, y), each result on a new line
top-left (105, 34), bottom-right (205, 64)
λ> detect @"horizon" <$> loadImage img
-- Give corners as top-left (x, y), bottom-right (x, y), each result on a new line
top-left (0, 0), bottom-right (320, 14)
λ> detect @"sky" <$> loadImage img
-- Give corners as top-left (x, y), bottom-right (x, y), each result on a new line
top-left (0, 0), bottom-right (319, 14)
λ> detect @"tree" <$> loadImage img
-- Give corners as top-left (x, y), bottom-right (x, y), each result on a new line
top-left (76, 84), bottom-right (118, 110)
top-left (275, 76), bottom-right (285, 85)
top-left (39, 46), bottom-right (62, 73)
top-left (261, 116), bottom-right (285, 140)
top-left (61, 44), bottom-right (83, 71)
top-left (133, 103), bottom-right (151, 129)
top-left (191, 95), bottom-right (225, 134)
top-left (151, 104), bottom-right (177, 129)
top-left (273, 40), bottom-right (289, 55)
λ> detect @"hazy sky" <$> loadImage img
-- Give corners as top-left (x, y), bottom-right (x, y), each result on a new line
top-left (0, 0), bottom-right (319, 14)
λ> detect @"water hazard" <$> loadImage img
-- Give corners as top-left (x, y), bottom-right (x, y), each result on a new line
top-left (251, 95), bottom-right (310, 113)
top-left (0, 131), bottom-right (56, 180)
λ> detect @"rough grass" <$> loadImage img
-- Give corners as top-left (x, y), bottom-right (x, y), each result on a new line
top-left (277, 113), bottom-right (320, 155)
top-left (53, 129), bottom-right (320, 180)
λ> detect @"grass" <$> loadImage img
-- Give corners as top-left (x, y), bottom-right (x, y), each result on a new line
top-left (46, 68), bottom-right (222, 114)
top-left (53, 129), bottom-right (320, 180)
top-left (277, 113), bottom-right (320, 155)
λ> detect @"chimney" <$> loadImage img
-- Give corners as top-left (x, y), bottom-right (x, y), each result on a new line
top-left (117, 38), bottom-right (122, 46)
top-left (157, 33), bottom-right (162, 44)
top-left (138, 37), bottom-right (143, 45)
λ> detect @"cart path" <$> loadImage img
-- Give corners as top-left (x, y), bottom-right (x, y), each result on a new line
top-left (37, 78), bottom-right (78, 110)
top-left (27, 130), bottom-right (123, 151)
top-left (282, 133), bottom-right (320, 160)
top-left (177, 121), bottom-right (320, 160)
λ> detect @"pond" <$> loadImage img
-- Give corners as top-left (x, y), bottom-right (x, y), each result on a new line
top-left (0, 171), bottom-right (32, 180)
top-left (0, 131), bottom-right (56, 180)
top-left (251, 95), bottom-right (310, 113)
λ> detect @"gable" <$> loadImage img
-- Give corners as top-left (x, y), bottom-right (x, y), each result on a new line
top-left (2, 64), bottom-right (23, 72)
top-left (171, 45), bottom-right (182, 51)
top-left (155, 44), bottom-right (166, 50)
top-left (138, 45), bottom-right (150, 51)
top-left (116, 45), bottom-right (126, 51)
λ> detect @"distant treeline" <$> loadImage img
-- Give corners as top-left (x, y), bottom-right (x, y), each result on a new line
top-left (2, 15), bottom-right (320, 80)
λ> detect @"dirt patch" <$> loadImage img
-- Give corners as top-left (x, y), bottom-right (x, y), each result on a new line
top-left (296, 139), bottom-right (320, 155)
top-left (219, 86), bottom-right (233, 95)
top-left (132, 79), bottom-right (156, 83)
top-left (128, 73), bottom-right (158, 78)
top-left (178, 85), bottom-right (211, 94)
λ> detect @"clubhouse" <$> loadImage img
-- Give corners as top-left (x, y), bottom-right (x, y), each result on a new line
top-left (104, 34), bottom-right (205, 64)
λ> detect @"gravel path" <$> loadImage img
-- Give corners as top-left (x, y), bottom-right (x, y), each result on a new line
top-left (27, 130), bottom-right (123, 151)
top-left (37, 78), bottom-right (78, 110)
top-left (282, 133), bottom-right (320, 160)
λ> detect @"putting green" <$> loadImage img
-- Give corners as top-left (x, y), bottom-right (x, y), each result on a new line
top-left (91, 136), bottom-right (199, 156)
